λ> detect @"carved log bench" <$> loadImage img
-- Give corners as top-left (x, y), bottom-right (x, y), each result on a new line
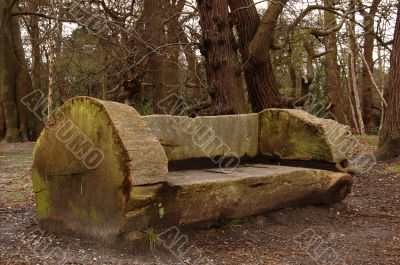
top-left (32, 97), bottom-right (353, 241)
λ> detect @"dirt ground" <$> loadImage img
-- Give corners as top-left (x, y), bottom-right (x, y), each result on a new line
top-left (0, 136), bottom-right (399, 264)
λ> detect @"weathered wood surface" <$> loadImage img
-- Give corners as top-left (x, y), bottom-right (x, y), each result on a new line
top-left (32, 97), bottom-right (168, 240)
top-left (31, 97), bottom-right (353, 241)
top-left (142, 114), bottom-right (259, 160)
top-left (122, 165), bottom-right (352, 233)
top-left (259, 109), bottom-right (352, 168)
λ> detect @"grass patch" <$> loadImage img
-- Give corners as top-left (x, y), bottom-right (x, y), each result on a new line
top-left (144, 228), bottom-right (161, 249)
top-left (223, 218), bottom-right (244, 230)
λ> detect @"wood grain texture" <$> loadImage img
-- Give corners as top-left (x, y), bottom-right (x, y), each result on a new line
top-left (32, 97), bottom-right (353, 241)
top-left (32, 97), bottom-right (167, 240)
top-left (143, 114), bottom-right (259, 160)
top-left (259, 109), bottom-right (352, 168)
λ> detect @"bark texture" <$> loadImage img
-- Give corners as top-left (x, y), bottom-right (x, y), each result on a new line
top-left (323, 0), bottom-right (349, 125)
top-left (376, 1), bottom-right (400, 160)
top-left (143, 0), bottom-right (185, 114)
top-left (229, 0), bottom-right (287, 111)
top-left (346, 11), bottom-right (365, 134)
top-left (0, 1), bottom-right (40, 142)
top-left (259, 109), bottom-right (352, 169)
top-left (360, 0), bottom-right (381, 132)
top-left (32, 97), bottom-right (168, 240)
top-left (197, 0), bottom-right (247, 114)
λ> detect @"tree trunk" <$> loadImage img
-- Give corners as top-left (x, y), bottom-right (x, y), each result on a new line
top-left (143, 0), bottom-right (183, 115)
top-left (47, 53), bottom-right (54, 118)
top-left (0, 1), bottom-right (39, 142)
top-left (197, 0), bottom-right (247, 114)
top-left (346, 5), bottom-right (365, 134)
top-left (376, 1), bottom-right (400, 160)
top-left (323, 0), bottom-right (349, 125)
top-left (100, 46), bottom-right (108, 100)
top-left (162, 0), bottom-right (183, 110)
top-left (143, 0), bottom-right (167, 114)
top-left (229, 0), bottom-right (287, 112)
top-left (29, 0), bottom-right (44, 135)
top-left (178, 25), bottom-right (205, 102)
top-left (47, 19), bottom-right (62, 118)
top-left (360, 0), bottom-right (381, 133)
top-left (30, 0), bottom-right (41, 96)
top-left (288, 43), bottom-right (298, 90)
top-left (0, 101), bottom-right (4, 138)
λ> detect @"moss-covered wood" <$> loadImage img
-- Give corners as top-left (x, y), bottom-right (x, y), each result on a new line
top-left (259, 109), bottom-right (352, 168)
top-left (142, 114), bottom-right (259, 161)
top-left (32, 97), bottom-right (168, 240)
top-left (32, 97), bottom-right (353, 241)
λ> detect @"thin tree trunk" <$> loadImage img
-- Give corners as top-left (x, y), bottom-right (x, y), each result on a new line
top-left (47, 20), bottom-right (62, 117)
top-left (378, 45), bottom-right (385, 132)
top-left (323, 0), bottom-right (349, 125)
top-left (376, 1), bottom-right (400, 160)
top-left (99, 43), bottom-right (108, 100)
top-left (288, 43), bottom-right (298, 90)
top-left (31, 0), bottom-right (41, 94)
top-left (197, 0), bottom-right (247, 114)
top-left (178, 25), bottom-right (205, 102)
top-left (29, 0), bottom-right (44, 135)
top-left (0, 101), bottom-right (4, 138)
top-left (348, 45), bottom-right (365, 134)
top-left (47, 53), bottom-right (54, 118)
top-left (346, 9), bottom-right (365, 134)
top-left (360, 0), bottom-right (382, 133)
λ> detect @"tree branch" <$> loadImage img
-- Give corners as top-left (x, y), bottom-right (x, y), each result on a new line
top-left (11, 11), bottom-right (77, 23)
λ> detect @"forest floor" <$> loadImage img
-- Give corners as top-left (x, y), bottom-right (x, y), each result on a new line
top-left (0, 136), bottom-right (399, 264)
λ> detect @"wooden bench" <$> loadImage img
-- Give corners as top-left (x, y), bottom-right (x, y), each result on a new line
top-left (32, 97), bottom-right (353, 241)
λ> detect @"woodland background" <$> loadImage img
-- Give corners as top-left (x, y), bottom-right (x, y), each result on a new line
top-left (1, 0), bottom-right (399, 159)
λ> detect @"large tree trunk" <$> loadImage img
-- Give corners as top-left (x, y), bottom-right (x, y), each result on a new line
top-left (323, 0), bottom-right (349, 125)
top-left (197, 0), bottom-right (247, 114)
top-left (376, 1), bottom-right (400, 160)
top-left (360, 0), bottom-right (381, 133)
top-left (162, 0), bottom-right (184, 110)
top-left (143, 0), bottom-right (168, 114)
top-left (143, 0), bottom-right (184, 115)
top-left (229, 0), bottom-right (287, 112)
top-left (0, 1), bottom-right (40, 142)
